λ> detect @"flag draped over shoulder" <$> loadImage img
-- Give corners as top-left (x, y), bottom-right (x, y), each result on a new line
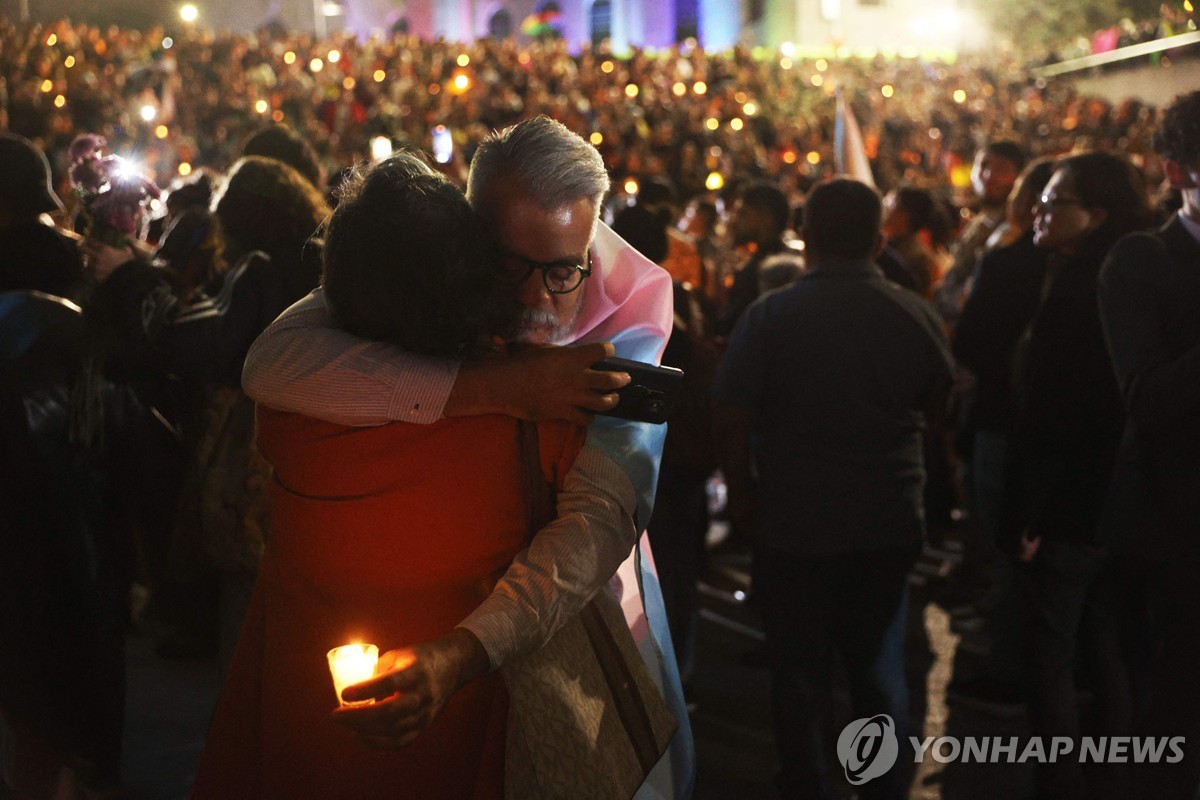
top-left (835, 87), bottom-right (876, 187)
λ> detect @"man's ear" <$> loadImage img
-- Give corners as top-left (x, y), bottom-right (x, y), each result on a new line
top-left (1164, 159), bottom-right (1198, 190)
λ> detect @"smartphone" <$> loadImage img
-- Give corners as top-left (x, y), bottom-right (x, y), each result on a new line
top-left (592, 357), bottom-right (684, 425)
top-left (432, 125), bottom-right (453, 164)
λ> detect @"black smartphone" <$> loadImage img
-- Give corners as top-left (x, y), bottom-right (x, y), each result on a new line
top-left (592, 357), bottom-right (684, 425)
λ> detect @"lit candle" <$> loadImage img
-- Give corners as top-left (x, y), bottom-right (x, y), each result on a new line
top-left (327, 643), bottom-right (378, 706)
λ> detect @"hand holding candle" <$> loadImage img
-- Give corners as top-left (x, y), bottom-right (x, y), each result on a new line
top-left (327, 643), bottom-right (379, 706)
top-left (330, 630), bottom-right (490, 749)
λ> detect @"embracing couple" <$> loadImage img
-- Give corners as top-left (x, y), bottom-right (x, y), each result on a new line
top-left (191, 117), bottom-right (694, 799)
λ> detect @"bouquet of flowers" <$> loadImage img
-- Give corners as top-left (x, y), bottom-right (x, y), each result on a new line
top-left (68, 133), bottom-right (161, 248)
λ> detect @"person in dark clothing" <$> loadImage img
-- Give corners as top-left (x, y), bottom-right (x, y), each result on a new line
top-left (0, 291), bottom-right (126, 797)
top-left (714, 179), bottom-right (953, 800)
top-left (716, 181), bottom-right (801, 336)
top-left (945, 158), bottom-right (1057, 715)
top-left (1098, 90), bottom-right (1200, 800)
top-left (83, 156), bottom-right (329, 662)
top-left (0, 134), bottom-right (84, 299)
top-left (1000, 152), bottom-right (1154, 800)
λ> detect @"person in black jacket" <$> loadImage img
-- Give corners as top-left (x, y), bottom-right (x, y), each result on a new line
top-left (1001, 152), bottom-right (1154, 800)
top-left (0, 292), bottom-right (126, 797)
top-left (1098, 90), bottom-right (1200, 800)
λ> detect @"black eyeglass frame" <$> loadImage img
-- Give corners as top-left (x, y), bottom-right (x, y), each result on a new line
top-left (501, 249), bottom-right (593, 295)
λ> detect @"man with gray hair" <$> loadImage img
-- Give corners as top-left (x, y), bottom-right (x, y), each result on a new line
top-left (242, 116), bottom-right (693, 797)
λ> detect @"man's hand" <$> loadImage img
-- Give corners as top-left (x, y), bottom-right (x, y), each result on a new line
top-left (331, 628), bottom-right (490, 750)
top-left (81, 238), bottom-right (134, 284)
top-left (447, 341), bottom-right (632, 426)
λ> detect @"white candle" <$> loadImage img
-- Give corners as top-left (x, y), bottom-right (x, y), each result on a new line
top-left (327, 643), bottom-right (379, 706)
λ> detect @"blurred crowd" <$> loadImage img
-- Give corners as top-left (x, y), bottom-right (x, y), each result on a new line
top-left (2, 11), bottom-right (1200, 800)
top-left (0, 14), bottom-right (1181, 216)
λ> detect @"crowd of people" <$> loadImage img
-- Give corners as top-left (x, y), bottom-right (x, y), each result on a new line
top-left (1, 12), bottom-right (1199, 800)
top-left (0, 14), bottom-right (1180, 216)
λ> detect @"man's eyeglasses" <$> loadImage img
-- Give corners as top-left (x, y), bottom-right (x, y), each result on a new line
top-left (502, 250), bottom-right (592, 295)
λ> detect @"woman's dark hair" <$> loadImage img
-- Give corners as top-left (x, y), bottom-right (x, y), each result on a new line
top-left (213, 156), bottom-right (330, 259)
top-left (321, 152), bottom-right (515, 360)
top-left (1056, 152), bottom-right (1155, 248)
top-left (891, 186), bottom-right (955, 248)
top-left (242, 124), bottom-right (324, 189)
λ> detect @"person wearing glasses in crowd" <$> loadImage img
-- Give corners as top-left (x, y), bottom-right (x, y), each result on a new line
top-left (998, 151), bottom-right (1155, 800)
top-left (239, 117), bottom-right (694, 798)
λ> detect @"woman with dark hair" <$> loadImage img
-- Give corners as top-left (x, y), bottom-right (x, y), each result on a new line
top-left (880, 185), bottom-right (955, 296)
top-left (192, 153), bottom-right (582, 798)
top-left (1000, 151), bottom-right (1154, 800)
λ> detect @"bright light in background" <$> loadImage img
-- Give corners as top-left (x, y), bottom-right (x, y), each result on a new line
top-left (625, 84), bottom-right (639, 98)
top-left (935, 10), bottom-right (962, 32)
top-left (162, 37), bottom-right (174, 49)
top-left (589, 132), bottom-right (603, 145)
top-left (272, 110), bottom-right (285, 122)
top-left (309, 58), bottom-right (324, 72)
top-left (782, 151), bottom-right (797, 164)
top-left (911, 18), bottom-right (931, 36)
top-left (155, 125), bottom-right (169, 138)
top-left (452, 73), bottom-right (470, 92)
top-left (373, 69), bottom-right (386, 82)
top-left (953, 89), bottom-right (967, 103)
top-left (178, 162), bottom-right (192, 176)
top-left (816, 59), bottom-right (828, 72)
top-left (369, 136), bottom-right (392, 162)
top-left (780, 42), bottom-right (795, 57)
top-left (140, 104), bottom-right (157, 122)
top-left (672, 82), bottom-right (686, 96)
top-left (705, 171), bottom-right (725, 191)
top-left (623, 178), bottom-right (639, 195)
top-left (46, 33), bottom-right (57, 46)
top-left (54, 95), bottom-right (66, 108)
top-left (807, 151), bottom-right (821, 165)
top-left (179, 4), bottom-right (198, 23)
top-left (321, 2), bottom-right (342, 15)
top-left (730, 118), bottom-right (744, 131)
top-left (1185, 0), bottom-right (1194, 12)
top-left (283, 51), bottom-right (296, 65)
top-left (342, 77), bottom-right (356, 90)
top-left (456, 54), bottom-right (470, 67)
top-left (327, 50), bottom-right (341, 63)
top-left (64, 55), bottom-right (75, 67)
top-left (779, 57), bottom-right (793, 70)
top-left (255, 99), bottom-right (269, 113)
top-left (881, 84), bottom-right (895, 98)
top-left (811, 74), bottom-right (824, 87)
top-left (821, 0), bottom-right (841, 21)
top-left (693, 81), bottom-right (707, 95)
top-left (743, 102), bottom-right (758, 115)
top-left (40, 79), bottom-right (52, 93)
top-left (705, 117), bottom-right (719, 131)
top-left (600, 61), bottom-right (614, 74)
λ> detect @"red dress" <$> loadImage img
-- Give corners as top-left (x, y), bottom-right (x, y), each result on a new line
top-left (192, 410), bottom-right (583, 799)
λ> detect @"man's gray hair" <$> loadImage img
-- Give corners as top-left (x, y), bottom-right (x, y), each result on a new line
top-left (467, 116), bottom-right (609, 212)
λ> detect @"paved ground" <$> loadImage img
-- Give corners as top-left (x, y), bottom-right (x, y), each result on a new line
top-left (119, 528), bottom-right (1036, 800)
